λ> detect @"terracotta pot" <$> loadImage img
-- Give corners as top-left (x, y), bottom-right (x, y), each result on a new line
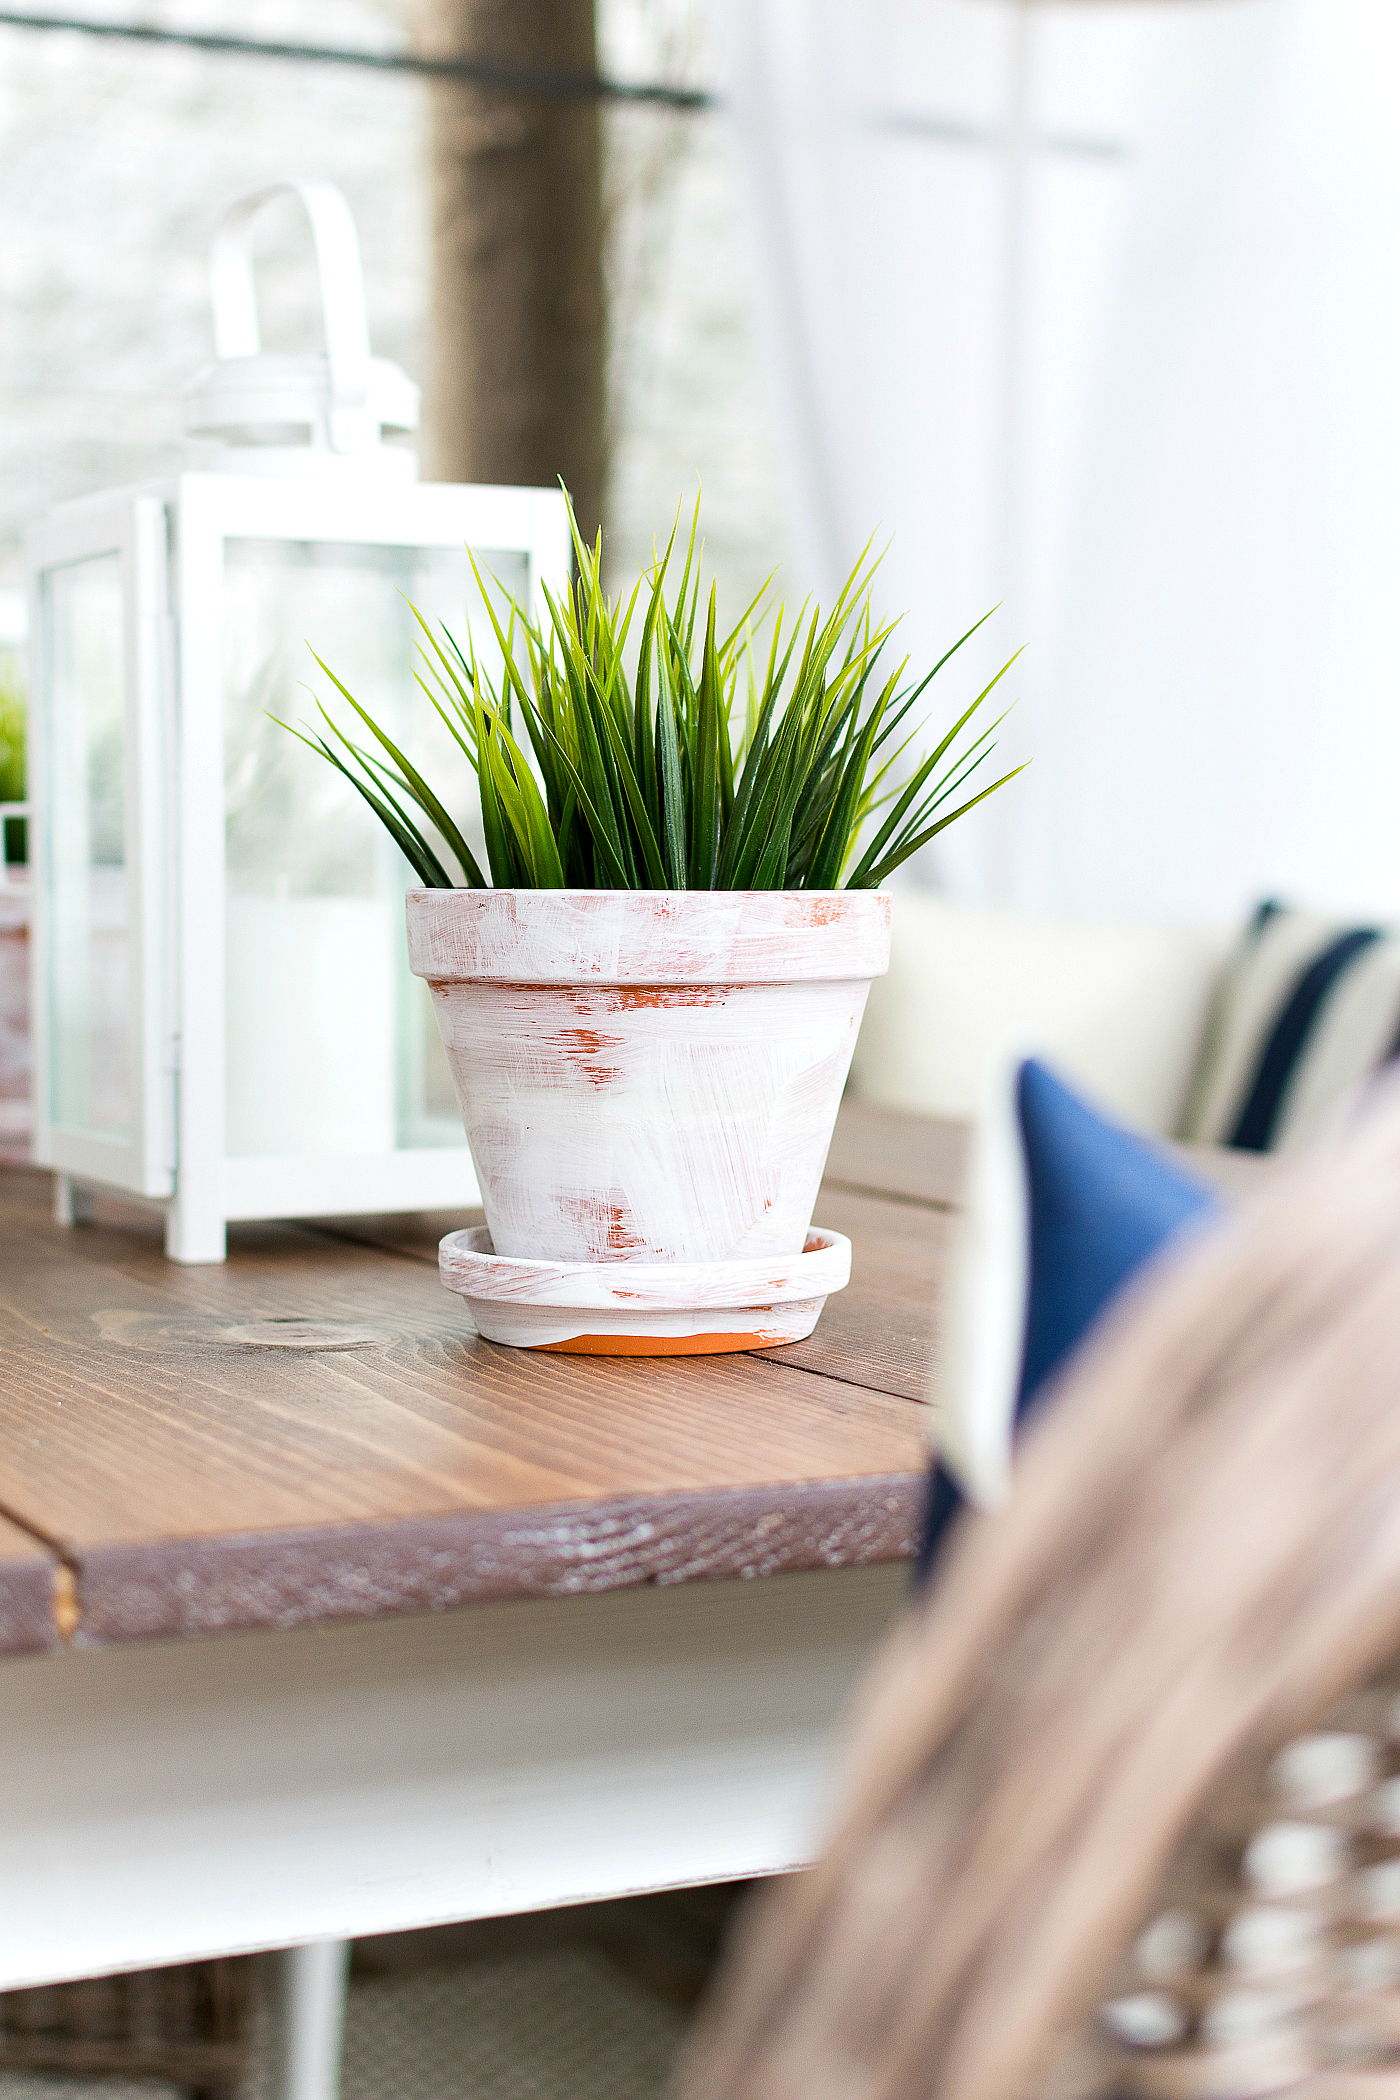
top-left (406, 889), bottom-right (891, 1267)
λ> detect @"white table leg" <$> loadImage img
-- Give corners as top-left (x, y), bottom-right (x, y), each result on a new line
top-left (272, 1940), bottom-right (349, 2100)
top-left (53, 1174), bottom-right (96, 1226)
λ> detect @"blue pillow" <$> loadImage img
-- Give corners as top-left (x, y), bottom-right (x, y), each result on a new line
top-left (918, 1059), bottom-right (1220, 1580)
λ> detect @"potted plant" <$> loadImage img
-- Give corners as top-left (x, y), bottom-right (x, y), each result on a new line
top-left (286, 503), bottom-right (1022, 1353)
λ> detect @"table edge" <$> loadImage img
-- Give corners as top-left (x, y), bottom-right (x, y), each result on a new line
top-left (0, 1551), bottom-right (62, 1657)
top-left (68, 1473), bottom-right (924, 1648)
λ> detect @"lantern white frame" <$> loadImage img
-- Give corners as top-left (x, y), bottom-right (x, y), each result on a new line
top-left (26, 495), bottom-right (175, 1211)
top-left (27, 475), bottom-right (570, 1262)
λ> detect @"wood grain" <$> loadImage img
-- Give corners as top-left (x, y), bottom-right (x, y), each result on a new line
top-left (762, 1186), bottom-right (951, 1403)
top-left (74, 1477), bottom-right (922, 1644)
top-left (315, 1182), bottom-right (947, 1399)
top-left (243, 1096), bottom-right (955, 1402)
top-left (0, 1159), bottom-right (928, 1644)
top-left (823, 1101), bottom-right (969, 1210)
top-left (0, 1089), bottom-right (1273, 1649)
top-left (0, 1516), bottom-right (57, 1657)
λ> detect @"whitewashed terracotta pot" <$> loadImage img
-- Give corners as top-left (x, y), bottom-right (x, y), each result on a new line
top-left (406, 889), bottom-right (890, 1350)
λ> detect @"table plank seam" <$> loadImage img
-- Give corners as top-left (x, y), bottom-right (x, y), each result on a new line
top-left (300, 1223), bottom-right (438, 1265)
top-left (0, 1491), bottom-right (68, 1565)
top-left (819, 1177), bottom-right (958, 1215)
top-left (743, 1346), bottom-right (933, 1408)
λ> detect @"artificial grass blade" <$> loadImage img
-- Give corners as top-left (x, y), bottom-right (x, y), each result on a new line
top-left (288, 488), bottom-right (1025, 892)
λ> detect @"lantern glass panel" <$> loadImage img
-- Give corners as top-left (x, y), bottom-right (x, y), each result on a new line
top-left (44, 552), bottom-right (132, 1141)
top-left (221, 538), bottom-right (528, 1158)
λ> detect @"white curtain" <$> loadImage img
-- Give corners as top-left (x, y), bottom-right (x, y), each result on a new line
top-left (719, 0), bottom-right (1400, 926)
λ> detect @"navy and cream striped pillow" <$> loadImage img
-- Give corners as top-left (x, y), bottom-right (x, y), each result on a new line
top-left (1180, 902), bottom-right (1400, 1153)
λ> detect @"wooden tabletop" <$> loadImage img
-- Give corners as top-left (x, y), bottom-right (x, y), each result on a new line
top-left (0, 1102), bottom-right (964, 1657)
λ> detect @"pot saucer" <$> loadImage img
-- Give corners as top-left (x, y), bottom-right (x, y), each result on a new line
top-left (438, 1226), bottom-right (852, 1355)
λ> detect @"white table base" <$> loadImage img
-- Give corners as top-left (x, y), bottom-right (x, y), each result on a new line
top-left (0, 1563), bottom-right (905, 1991)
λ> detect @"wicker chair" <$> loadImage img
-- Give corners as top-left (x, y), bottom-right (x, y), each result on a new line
top-left (0, 1960), bottom-right (249, 2097)
top-left (677, 1075), bottom-right (1400, 2100)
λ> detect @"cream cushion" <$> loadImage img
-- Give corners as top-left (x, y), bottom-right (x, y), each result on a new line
top-left (849, 892), bottom-right (1230, 1138)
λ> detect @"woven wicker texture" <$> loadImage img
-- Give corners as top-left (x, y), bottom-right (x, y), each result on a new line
top-left (0, 1961), bottom-right (245, 2097)
top-left (677, 1075), bottom-right (1400, 2100)
top-left (1089, 1684), bottom-right (1400, 2100)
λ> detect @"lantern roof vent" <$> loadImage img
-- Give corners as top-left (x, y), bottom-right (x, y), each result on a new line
top-left (183, 180), bottom-right (419, 481)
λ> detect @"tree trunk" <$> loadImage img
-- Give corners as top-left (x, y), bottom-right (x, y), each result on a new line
top-left (419, 0), bottom-right (606, 546)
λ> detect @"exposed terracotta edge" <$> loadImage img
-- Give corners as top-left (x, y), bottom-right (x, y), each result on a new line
top-left (51, 1563), bottom-right (82, 1644)
top-left (0, 1495), bottom-right (73, 1654)
top-left (70, 1475), bottom-right (924, 1649)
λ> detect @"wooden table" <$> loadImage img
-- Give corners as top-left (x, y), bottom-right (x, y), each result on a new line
top-left (0, 1102), bottom-right (962, 1997)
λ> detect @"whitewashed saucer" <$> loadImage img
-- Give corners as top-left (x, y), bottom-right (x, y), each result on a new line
top-left (438, 1226), bottom-right (852, 1356)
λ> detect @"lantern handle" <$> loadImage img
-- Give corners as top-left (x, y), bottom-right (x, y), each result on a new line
top-left (209, 181), bottom-right (375, 452)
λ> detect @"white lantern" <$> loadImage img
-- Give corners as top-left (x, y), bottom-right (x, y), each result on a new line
top-left (25, 180), bottom-right (569, 1261)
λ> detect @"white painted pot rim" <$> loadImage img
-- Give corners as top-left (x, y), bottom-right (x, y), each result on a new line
top-left (439, 1225), bottom-right (852, 1310)
top-left (406, 887), bottom-right (890, 986)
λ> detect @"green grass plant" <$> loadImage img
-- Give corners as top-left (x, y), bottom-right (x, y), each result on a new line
top-left (0, 653), bottom-right (26, 867)
top-left (284, 496), bottom-right (1024, 891)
